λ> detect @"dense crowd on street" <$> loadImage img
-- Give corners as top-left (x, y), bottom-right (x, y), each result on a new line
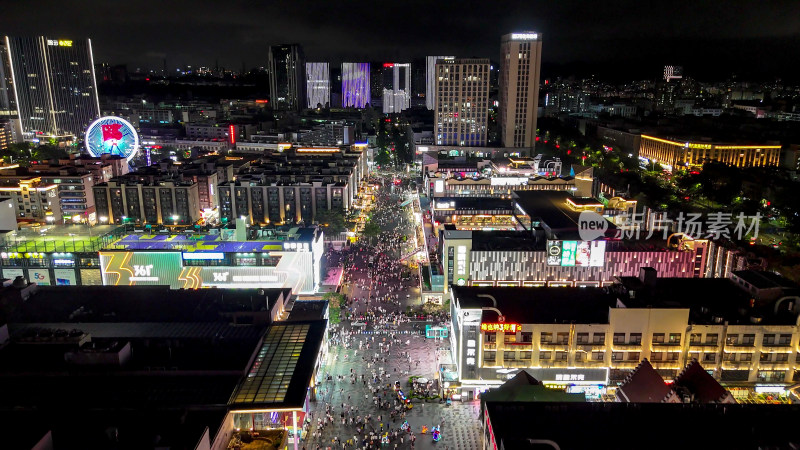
top-left (304, 176), bottom-right (452, 449)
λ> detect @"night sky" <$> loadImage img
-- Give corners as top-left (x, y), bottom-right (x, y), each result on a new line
top-left (3, 0), bottom-right (799, 81)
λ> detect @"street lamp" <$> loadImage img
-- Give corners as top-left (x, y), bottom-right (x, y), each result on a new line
top-left (172, 214), bottom-right (179, 225)
top-left (99, 216), bottom-right (108, 223)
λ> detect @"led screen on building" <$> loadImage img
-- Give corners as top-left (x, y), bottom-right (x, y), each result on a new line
top-left (99, 250), bottom-right (316, 293)
top-left (546, 240), bottom-right (606, 267)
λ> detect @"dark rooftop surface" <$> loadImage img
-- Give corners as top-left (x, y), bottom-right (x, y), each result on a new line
top-left (287, 300), bottom-right (329, 321)
top-left (484, 401), bottom-right (800, 450)
top-left (5, 285), bottom-right (283, 324)
top-left (469, 231), bottom-right (539, 251)
top-left (513, 190), bottom-right (616, 240)
top-left (229, 320), bottom-right (327, 411)
top-left (733, 270), bottom-right (800, 290)
top-left (616, 359), bottom-right (672, 403)
top-left (452, 286), bottom-right (614, 325)
top-left (482, 371), bottom-right (585, 403)
top-left (614, 276), bottom-right (797, 325)
top-left (674, 360), bottom-right (729, 403)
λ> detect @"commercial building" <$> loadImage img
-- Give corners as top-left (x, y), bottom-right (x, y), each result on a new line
top-left (0, 36), bottom-right (100, 139)
top-left (381, 63), bottom-right (411, 114)
top-left (268, 44), bottom-right (305, 111)
top-left (434, 58), bottom-right (490, 147)
top-left (638, 134), bottom-right (782, 170)
top-left (93, 177), bottom-right (201, 225)
top-left (429, 197), bottom-right (520, 230)
top-left (450, 270), bottom-right (800, 401)
top-left (341, 63), bottom-right (371, 109)
top-left (305, 62), bottom-right (330, 108)
top-left (0, 176), bottom-right (60, 222)
top-left (499, 32), bottom-right (542, 150)
top-left (0, 119), bottom-right (13, 150)
top-left (0, 283), bottom-right (327, 450)
top-left (0, 225), bottom-right (324, 294)
top-left (218, 147), bottom-right (368, 225)
top-left (426, 56), bottom-right (454, 110)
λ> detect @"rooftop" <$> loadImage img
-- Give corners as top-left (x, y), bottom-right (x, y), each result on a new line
top-left (732, 270), bottom-right (800, 290)
top-left (469, 231), bottom-right (539, 251)
top-left (228, 320), bottom-right (327, 411)
top-left (431, 197), bottom-right (514, 212)
top-left (105, 227), bottom-right (319, 252)
top-left (451, 286), bottom-right (614, 325)
top-left (513, 190), bottom-right (617, 240)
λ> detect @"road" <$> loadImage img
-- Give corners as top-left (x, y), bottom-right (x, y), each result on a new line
top-left (306, 175), bottom-right (481, 449)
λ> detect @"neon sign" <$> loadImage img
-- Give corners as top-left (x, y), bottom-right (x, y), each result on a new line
top-left (480, 323), bottom-right (521, 333)
top-left (47, 40), bottom-right (73, 47)
top-left (85, 116), bottom-right (140, 162)
top-left (511, 33), bottom-right (538, 40)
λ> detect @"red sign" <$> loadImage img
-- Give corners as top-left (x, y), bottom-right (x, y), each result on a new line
top-left (255, 99), bottom-right (269, 104)
top-left (480, 323), bottom-right (521, 333)
top-left (102, 124), bottom-right (123, 142)
top-left (229, 124), bottom-right (236, 144)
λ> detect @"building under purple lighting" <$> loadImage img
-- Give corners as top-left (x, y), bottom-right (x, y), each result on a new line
top-left (342, 62), bottom-right (370, 108)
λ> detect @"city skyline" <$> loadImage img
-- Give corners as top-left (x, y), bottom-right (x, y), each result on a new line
top-left (1, 1), bottom-right (799, 81)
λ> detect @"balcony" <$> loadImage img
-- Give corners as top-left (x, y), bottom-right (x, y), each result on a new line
top-left (761, 343), bottom-right (791, 351)
top-left (577, 343), bottom-right (607, 352)
top-left (484, 342), bottom-right (496, 350)
top-left (650, 342), bottom-right (682, 351)
top-left (757, 361), bottom-right (791, 370)
top-left (539, 343), bottom-right (570, 351)
top-left (688, 343), bottom-right (720, 351)
top-left (650, 361), bottom-right (682, 370)
top-left (612, 343), bottom-right (643, 351)
top-left (505, 342), bottom-right (533, 349)
top-left (610, 361), bottom-right (640, 369)
top-left (721, 362), bottom-right (753, 370)
top-left (539, 360), bottom-right (570, 369)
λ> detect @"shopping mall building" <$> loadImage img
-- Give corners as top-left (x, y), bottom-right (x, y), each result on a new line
top-left (447, 270), bottom-right (800, 401)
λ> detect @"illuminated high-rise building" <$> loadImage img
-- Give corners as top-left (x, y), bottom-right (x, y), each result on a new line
top-left (305, 62), bottom-right (330, 108)
top-left (664, 65), bottom-right (683, 82)
top-left (499, 32), bottom-right (542, 149)
top-left (1, 36), bottom-right (100, 139)
top-left (342, 63), bottom-right (370, 109)
top-left (426, 55), bottom-right (454, 110)
top-left (434, 58), bottom-right (490, 146)
top-left (381, 63), bottom-right (411, 114)
top-left (268, 44), bottom-right (305, 111)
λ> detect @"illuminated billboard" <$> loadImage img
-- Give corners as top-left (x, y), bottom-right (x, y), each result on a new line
top-left (85, 116), bottom-right (140, 161)
top-left (100, 250), bottom-right (316, 293)
top-left (546, 240), bottom-right (606, 267)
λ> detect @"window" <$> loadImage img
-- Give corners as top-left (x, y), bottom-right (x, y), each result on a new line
top-left (520, 351), bottom-right (532, 360)
top-left (557, 332), bottom-right (569, 344)
top-left (776, 353), bottom-right (789, 362)
top-left (556, 351), bottom-right (568, 361)
top-left (503, 351), bottom-right (516, 361)
top-left (504, 334), bottom-right (516, 344)
top-left (742, 334), bottom-right (755, 345)
top-left (779, 334), bottom-right (792, 345)
top-left (576, 333), bottom-right (589, 344)
top-left (652, 333), bottom-right (665, 344)
top-left (486, 332), bottom-right (496, 343)
top-left (627, 352), bottom-right (640, 361)
top-left (669, 333), bottom-right (681, 344)
top-left (613, 333), bottom-right (625, 344)
top-left (629, 333), bottom-right (642, 344)
top-left (539, 351), bottom-right (551, 360)
top-left (762, 334), bottom-right (775, 345)
top-left (706, 334), bottom-right (718, 345)
top-left (521, 332), bottom-right (533, 343)
top-left (690, 333), bottom-right (701, 344)
top-left (703, 353), bottom-right (716, 362)
top-left (540, 332), bottom-right (552, 344)
top-left (484, 351), bottom-right (496, 361)
top-left (575, 352), bottom-right (585, 362)
top-left (592, 351), bottom-right (604, 361)
top-left (760, 353), bottom-right (772, 362)
top-left (611, 352), bottom-right (623, 361)
top-left (667, 352), bottom-right (679, 361)
top-left (651, 352), bottom-right (664, 361)
top-left (725, 353), bottom-right (736, 361)
top-left (592, 333), bottom-right (605, 344)
top-left (740, 353), bottom-right (752, 362)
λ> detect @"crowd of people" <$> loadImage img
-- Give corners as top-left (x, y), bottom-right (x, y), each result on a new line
top-left (304, 178), bottom-right (451, 449)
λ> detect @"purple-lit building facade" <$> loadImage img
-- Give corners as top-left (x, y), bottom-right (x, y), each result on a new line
top-left (342, 63), bottom-right (370, 109)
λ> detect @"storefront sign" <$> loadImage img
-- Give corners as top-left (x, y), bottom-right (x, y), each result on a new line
top-left (480, 323), bottom-right (521, 333)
